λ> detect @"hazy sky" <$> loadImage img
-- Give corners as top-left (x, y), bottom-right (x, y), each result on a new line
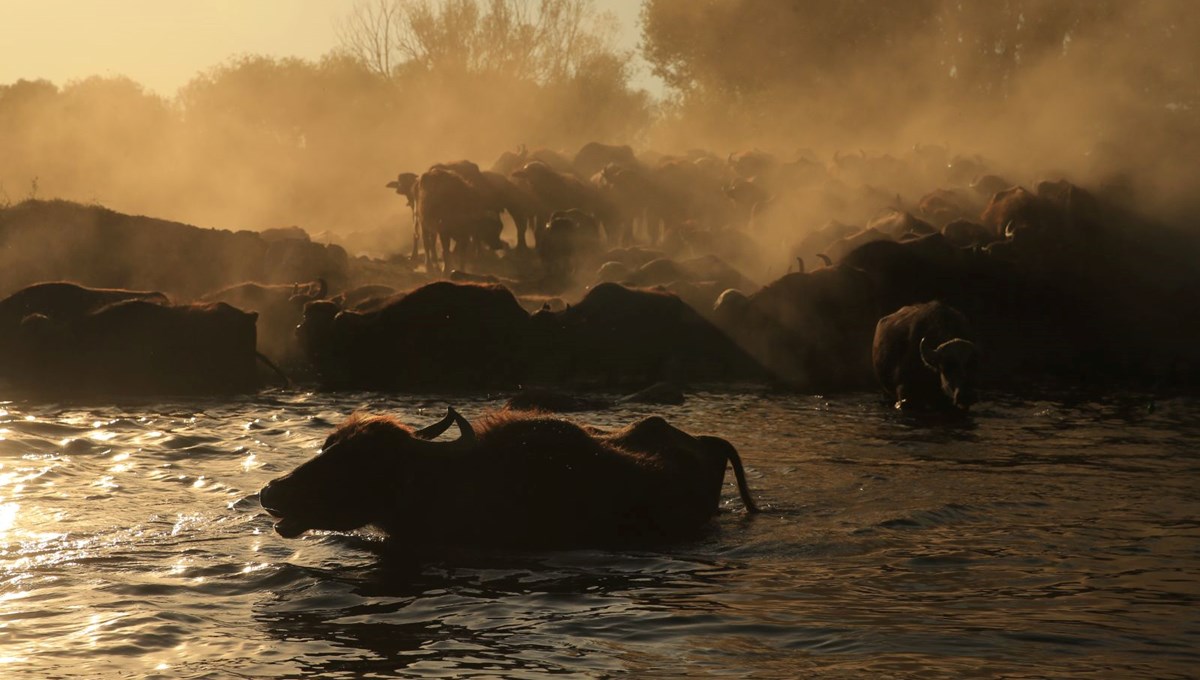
top-left (0, 0), bottom-right (647, 97)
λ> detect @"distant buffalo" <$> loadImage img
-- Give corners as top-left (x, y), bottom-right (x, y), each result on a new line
top-left (259, 407), bottom-right (759, 551)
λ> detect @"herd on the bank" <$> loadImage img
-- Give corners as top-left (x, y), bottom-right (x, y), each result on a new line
top-left (3, 140), bottom-right (1197, 556)
top-left (2, 142), bottom-right (1196, 408)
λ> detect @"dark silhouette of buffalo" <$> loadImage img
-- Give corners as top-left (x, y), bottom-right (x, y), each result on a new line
top-left (873, 301), bottom-right (979, 411)
top-left (386, 172), bottom-right (421, 259)
top-left (259, 407), bottom-right (759, 551)
top-left (0, 282), bottom-right (171, 376)
top-left (512, 161), bottom-right (620, 245)
top-left (414, 168), bottom-right (506, 274)
top-left (11, 299), bottom-right (262, 396)
top-left (536, 210), bottom-right (602, 292)
top-left (0, 281), bottom-right (169, 327)
top-left (527, 283), bottom-right (767, 388)
top-left (714, 266), bottom-right (879, 391)
top-left (297, 281), bottom-right (530, 390)
top-left (573, 142), bottom-right (639, 182)
top-left (201, 278), bottom-right (326, 366)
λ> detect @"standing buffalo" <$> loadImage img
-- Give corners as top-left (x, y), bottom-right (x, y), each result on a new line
top-left (536, 210), bottom-right (603, 291)
top-left (573, 142), bottom-right (638, 182)
top-left (259, 407), bottom-right (758, 551)
top-left (872, 301), bottom-right (979, 411)
top-left (512, 161), bottom-right (620, 245)
top-left (386, 172), bottom-right (420, 259)
top-left (414, 168), bottom-right (506, 274)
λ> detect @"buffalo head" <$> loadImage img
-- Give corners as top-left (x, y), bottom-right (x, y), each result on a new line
top-left (919, 337), bottom-right (979, 409)
top-left (259, 407), bottom-right (476, 537)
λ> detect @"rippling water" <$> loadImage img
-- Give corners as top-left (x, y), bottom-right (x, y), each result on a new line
top-left (0, 389), bottom-right (1197, 678)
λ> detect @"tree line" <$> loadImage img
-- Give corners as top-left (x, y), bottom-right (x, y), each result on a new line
top-left (1, 0), bottom-right (1195, 237)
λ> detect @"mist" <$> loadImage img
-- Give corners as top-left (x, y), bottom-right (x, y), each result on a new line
top-left (1, 0), bottom-right (1197, 272)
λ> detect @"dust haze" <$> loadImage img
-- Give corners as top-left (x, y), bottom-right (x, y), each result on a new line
top-left (1, 0), bottom-right (1196, 275)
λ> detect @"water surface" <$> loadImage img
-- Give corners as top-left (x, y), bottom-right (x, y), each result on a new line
top-left (0, 390), bottom-right (1196, 678)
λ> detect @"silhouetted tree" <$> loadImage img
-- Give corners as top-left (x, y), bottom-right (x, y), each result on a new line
top-left (336, 0), bottom-right (622, 84)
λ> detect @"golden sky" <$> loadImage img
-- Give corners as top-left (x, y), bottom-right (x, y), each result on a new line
top-left (0, 0), bottom-right (644, 97)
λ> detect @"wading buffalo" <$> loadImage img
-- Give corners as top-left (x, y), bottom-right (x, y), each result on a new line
top-left (201, 278), bottom-right (326, 366)
top-left (872, 301), bottom-right (979, 411)
top-left (0, 281), bottom-right (169, 328)
top-left (297, 281), bottom-right (530, 390)
top-left (527, 283), bottom-right (767, 388)
top-left (259, 407), bottom-right (759, 550)
top-left (714, 266), bottom-right (880, 391)
top-left (11, 299), bottom-right (263, 396)
top-left (0, 282), bottom-right (171, 377)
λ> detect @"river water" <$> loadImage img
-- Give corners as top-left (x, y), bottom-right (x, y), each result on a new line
top-left (0, 389), bottom-right (1196, 678)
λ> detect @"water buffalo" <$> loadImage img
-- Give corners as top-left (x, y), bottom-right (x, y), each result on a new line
top-left (573, 142), bottom-right (638, 182)
top-left (980, 186), bottom-right (1056, 241)
top-left (839, 233), bottom-right (966, 315)
top-left (512, 161), bottom-right (620, 245)
top-left (713, 266), bottom-right (880, 391)
top-left (941, 219), bottom-right (994, 248)
top-left (527, 283), bottom-right (768, 388)
top-left (536, 210), bottom-right (602, 292)
top-left (259, 407), bottom-right (759, 551)
top-left (867, 209), bottom-right (939, 239)
top-left (432, 161), bottom-right (541, 251)
top-left (414, 168), bottom-right (506, 274)
top-left (0, 282), bottom-right (171, 376)
top-left (201, 279), bottom-right (326, 366)
top-left (11, 299), bottom-right (262, 396)
top-left (297, 281), bottom-right (530, 390)
top-left (872, 301), bottom-right (979, 411)
top-left (386, 172), bottom-right (420, 258)
top-left (0, 281), bottom-right (169, 327)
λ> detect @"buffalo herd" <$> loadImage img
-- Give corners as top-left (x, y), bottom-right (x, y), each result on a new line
top-left (3, 140), bottom-right (1197, 555)
top-left (2, 141), bottom-right (1197, 403)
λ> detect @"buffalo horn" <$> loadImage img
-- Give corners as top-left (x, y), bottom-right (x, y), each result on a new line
top-left (919, 336), bottom-right (940, 370)
top-left (449, 409), bottom-right (477, 446)
top-left (816, 253), bottom-right (832, 267)
top-left (414, 407), bottom-right (457, 440)
top-left (1003, 220), bottom-right (1015, 239)
top-left (413, 407), bottom-right (478, 448)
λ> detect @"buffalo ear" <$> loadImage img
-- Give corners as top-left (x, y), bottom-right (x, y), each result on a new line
top-left (919, 336), bottom-right (940, 370)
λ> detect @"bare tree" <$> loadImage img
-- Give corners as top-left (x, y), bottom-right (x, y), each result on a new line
top-left (335, 0), bottom-right (621, 84)
top-left (335, 0), bottom-right (407, 78)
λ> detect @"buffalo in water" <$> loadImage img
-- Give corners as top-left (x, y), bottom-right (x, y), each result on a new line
top-left (527, 283), bottom-right (768, 388)
top-left (259, 407), bottom-right (759, 552)
top-left (200, 278), bottom-right (326, 367)
top-left (10, 299), bottom-right (266, 396)
top-left (873, 301), bottom-right (979, 411)
top-left (0, 282), bottom-right (171, 379)
top-left (714, 266), bottom-right (880, 391)
top-left (297, 281), bottom-right (530, 390)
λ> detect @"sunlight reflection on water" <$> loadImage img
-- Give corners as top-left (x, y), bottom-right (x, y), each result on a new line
top-left (0, 390), bottom-right (1195, 677)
